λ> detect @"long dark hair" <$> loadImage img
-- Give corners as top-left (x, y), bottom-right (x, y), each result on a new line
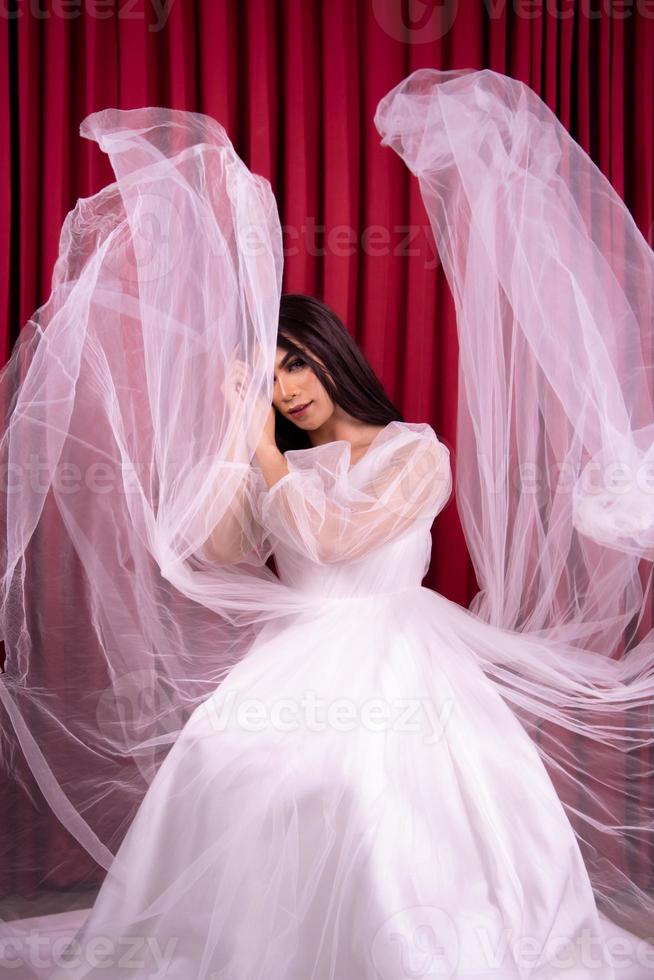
top-left (274, 293), bottom-right (404, 454)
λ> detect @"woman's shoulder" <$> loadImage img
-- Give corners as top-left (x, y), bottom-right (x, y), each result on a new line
top-left (357, 419), bottom-right (440, 444)
top-left (352, 421), bottom-right (448, 479)
top-left (387, 419), bottom-right (438, 439)
top-left (274, 420), bottom-right (445, 478)
top-left (378, 419), bottom-right (443, 450)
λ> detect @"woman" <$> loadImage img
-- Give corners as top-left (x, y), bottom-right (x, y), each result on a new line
top-left (29, 293), bottom-right (640, 980)
top-left (1, 71), bottom-right (653, 978)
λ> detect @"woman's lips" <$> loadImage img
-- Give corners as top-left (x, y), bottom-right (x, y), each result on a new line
top-left (289, 401), bottom-right (312, 416)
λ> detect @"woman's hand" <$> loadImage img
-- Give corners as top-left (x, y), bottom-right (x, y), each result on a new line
top-left (223, 359), bottom-right (289, 488)
top-left (221, 356), bottom-right (252, 416)
top-left (221, 354), bottom-right (277, 455)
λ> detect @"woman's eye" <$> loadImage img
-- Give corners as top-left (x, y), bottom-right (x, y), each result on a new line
top-left (274, 357), bottom-right (306, 383)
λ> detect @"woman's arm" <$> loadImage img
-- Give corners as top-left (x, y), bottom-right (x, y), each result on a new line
top-left (202, 431), bottom-right (271, 565)
top-left (202, 466), bottom-right (260, 563)
top-left (203, 363), bottom-right (275, 565)
top-left (254, 442), bottom-right (290, 488)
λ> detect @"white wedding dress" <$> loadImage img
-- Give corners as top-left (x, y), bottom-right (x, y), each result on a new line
top-left (5, 422), bottom-right (640, 980)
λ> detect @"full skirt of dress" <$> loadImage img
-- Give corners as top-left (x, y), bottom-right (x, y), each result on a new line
top-left (21, 585), bottom-right (651, 980)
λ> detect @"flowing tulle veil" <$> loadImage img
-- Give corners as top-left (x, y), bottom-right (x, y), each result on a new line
top-left (0, 69), bottom-right (653, 932)
top-left (375, 68), bottom-right (654, 928)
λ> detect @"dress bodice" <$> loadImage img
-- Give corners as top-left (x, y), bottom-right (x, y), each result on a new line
top-left (253, 420), bottom-right (452, 600)
top-left (271, 523), bottom-right (435, 599)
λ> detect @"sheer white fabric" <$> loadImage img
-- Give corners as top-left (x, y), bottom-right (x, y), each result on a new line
top-left (375, 67), bottom-right (654, 926)
top-left (257, 422), bottom-right (450, 565)
top-left (0, 69), bottom-right (652, 977)
top-left (0, 107), bottom-right (308, 884)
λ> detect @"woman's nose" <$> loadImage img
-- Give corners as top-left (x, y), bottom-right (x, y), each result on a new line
top-left (277, 378), bottom-right (297, 400)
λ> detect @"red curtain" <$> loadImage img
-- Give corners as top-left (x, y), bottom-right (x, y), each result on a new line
top-left (1, 0), bottom-right (653, 903)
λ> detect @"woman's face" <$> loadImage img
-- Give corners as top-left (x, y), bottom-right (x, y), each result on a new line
top-left (272, 343), bottom-right (334, 429)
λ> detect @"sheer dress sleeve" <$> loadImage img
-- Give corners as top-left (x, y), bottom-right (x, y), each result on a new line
top-left (256, 421), bottom-right (451, 565)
